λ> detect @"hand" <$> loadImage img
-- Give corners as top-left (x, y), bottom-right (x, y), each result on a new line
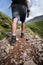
top-left (27, 12), bottom-right (29, 17)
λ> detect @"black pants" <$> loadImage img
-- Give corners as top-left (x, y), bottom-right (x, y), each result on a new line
top-left (11, 4), bottom-right (27, 22)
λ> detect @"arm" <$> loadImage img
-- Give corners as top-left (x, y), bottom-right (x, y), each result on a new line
top-left (25, 0), bottom-right (30, 17)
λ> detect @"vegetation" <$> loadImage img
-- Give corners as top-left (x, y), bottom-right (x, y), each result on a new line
top-left (0, 11), bottom-right (11, 40)
top-left (0, 11), bottom-right (43, 40)
top-left (26, 20), bottom-right (43, 38)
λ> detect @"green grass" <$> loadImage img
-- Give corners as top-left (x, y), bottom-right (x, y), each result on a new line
top-left (0, 11), bottom-right (11, 40)
top-left (0, 11), bottom-right (43, 40)
top-left (26, 20), bottom-right (43, 38)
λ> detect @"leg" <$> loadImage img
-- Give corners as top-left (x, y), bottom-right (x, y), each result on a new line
top-left (21, 22), bottom-right (25, 33)
top-left (12, 17), bottom-right (18, 35)
top-left (10, 17), bottom-right (18, 45)
top-left (21, 22), bottom-right (25, 38)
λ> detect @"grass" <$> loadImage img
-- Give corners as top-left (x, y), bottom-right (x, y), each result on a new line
top-left (0, 11), bottom-right (43, 40)
top-left (26, 20), bottom-right (43, 38)
top-left (0, 11), bottom-right (11, 40)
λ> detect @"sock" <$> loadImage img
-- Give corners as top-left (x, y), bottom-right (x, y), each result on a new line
top-left (12, 34), bottom-right (16, 36)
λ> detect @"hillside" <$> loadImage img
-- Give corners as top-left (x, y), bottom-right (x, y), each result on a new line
top-left (26, 19), bottom-right (43, 39)
top-left (0, 30), bottom-right (43, 65)
top-left (27, 15), bottom-right (43, 22)
top-left (0, 12), bottom-right (43, 65)
top-left (0, 11), bottom-right (43, 39)
top-left (0, 11), bottom-right (11, 40)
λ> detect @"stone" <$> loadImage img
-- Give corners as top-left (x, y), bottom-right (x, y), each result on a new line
top-left (24, 59), bottom-right (37, 65)
top-left (11, 58), bottom-right (15, 63)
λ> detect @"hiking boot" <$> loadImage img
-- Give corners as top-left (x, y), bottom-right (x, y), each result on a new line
top-left (21, 32), bottom-right (24, 38)
top-left (10, 36), bottom-right (16, 46)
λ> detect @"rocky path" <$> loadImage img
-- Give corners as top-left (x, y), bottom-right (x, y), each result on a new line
top-left (0, 30), bottom-right (43, 65)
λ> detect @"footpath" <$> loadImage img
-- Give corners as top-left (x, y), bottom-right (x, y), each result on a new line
top-left (0, 30), bottom-right (43, 65)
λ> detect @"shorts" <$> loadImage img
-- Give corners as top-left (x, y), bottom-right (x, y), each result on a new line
top-left (11, 4), bottom-right (27, 22)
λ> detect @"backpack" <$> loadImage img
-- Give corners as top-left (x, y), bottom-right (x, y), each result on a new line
top-left (12, 0), bottom-right (26, 5)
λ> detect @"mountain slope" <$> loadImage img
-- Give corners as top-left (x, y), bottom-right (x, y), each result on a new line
top-left (0, 11), bottom-right (43, 39)
top-left (0, 30), bottom-right (43, 65)
top-left (28, 15), bottom-right (43, 22)
top-left (26, 18), bottom-right (43, 39)
top-left (0, 11), bottom-right (11, 40)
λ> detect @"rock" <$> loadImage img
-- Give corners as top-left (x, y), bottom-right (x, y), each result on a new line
top-left (19, 60), bottom-right (23, 64)
top-left (5, 48), bottom-right (10, 54)
top-left (24, 59), bottom-right (37, 65)
top-left (11, 58), bottom-right (15, 63)
top-left (39, 57), bottom-right (43, 61)
top-left (0, 32), bottom-right (43, 65)
top-left (22, 51), bottom-right (27, 61)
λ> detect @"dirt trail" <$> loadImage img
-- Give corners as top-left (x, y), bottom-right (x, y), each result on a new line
top-left (0, 30), bottom-right (43, 65)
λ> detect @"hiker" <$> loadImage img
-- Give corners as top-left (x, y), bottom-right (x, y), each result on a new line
top-left (10, 0), bottom-right (30, 45)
